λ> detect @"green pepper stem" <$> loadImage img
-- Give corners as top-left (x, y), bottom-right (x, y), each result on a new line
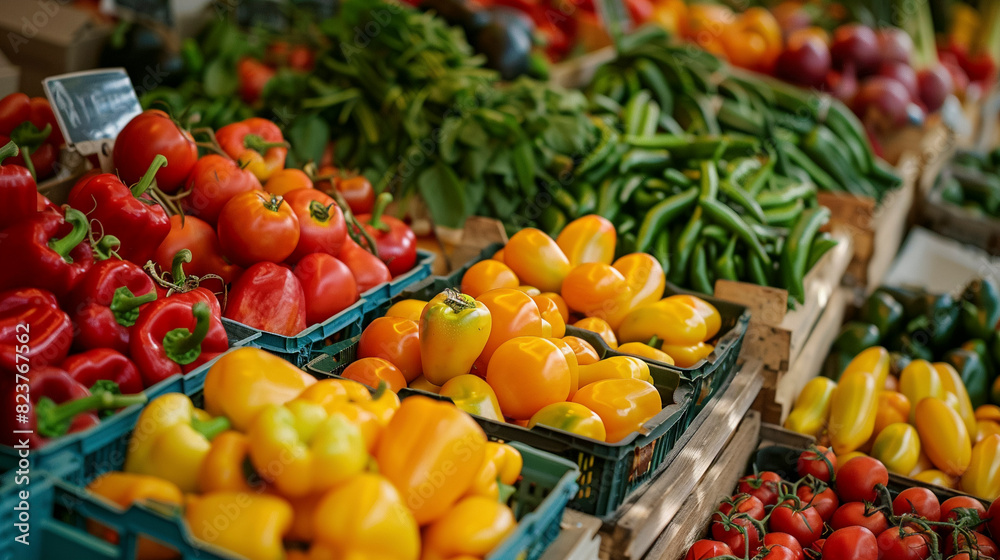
top-left (647, 335), bottom-right (661, 348)
top-left (131, 154), bottom-right (168, 198)
top-left (442, 288), bottom-right (476, 312)
top-left (367, 192), bottom-right (393, 232)
top-left (190, 415), bottom-right (231, 440)
top-left (263, 194), bottom-right (285, 212)
top-left (49, 208), bottom-right (90, 262)
top-left (37, 391), bottom-right (148, 438)
top-left (0, 140), bottom-right (18, 164)
top-left (92, 234), bottom-right (121, 261)
top-left (110, 286), bottom-right (157, 327)
top-left (162, 302), bottom-right (211, 365)
top-left (243, 133), bottom-right (289, 153)
top-left (19, 145), bottom-right (36, 182)
top-left (172, 249), bottom-right (192, 284)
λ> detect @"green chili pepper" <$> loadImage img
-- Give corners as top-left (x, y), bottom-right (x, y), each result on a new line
top-left (699, 197), bottom-right (771, 265)
top-left (755, 181), bottom-right (816, 208)
top-left (720, 180), bottom-right (767, 223)
top-left (653, 229), bottom-right (670, 277)
top-left (805, 233), bottom-right (838, 271)
top-left (699, 159), bottom-right (718, 201)
top-left (763, 199), bottom-right (804, 227)
top-left (780, 207), bottom-right (830, 304)
top-left (714, 236), bottom-right (738, 282)
top-left (635, 187), bottom-right (699, 253)
top-left (670, 206), bottom-right (705, 284)
top-left (689, 239), bottom-right (713, 295)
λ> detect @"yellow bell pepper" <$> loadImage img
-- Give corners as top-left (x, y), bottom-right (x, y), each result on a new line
top-left (870, 423), bottom-right (922, 475)
top-left (556, 215), bottom-right (616, 267)
top-left (577, 356), bottom-right (652, 387)
top-left (409, 375), bottom-right (441, 393)
top-left (203, 347), bottom-right (317, 431)
top-left (913, 469), bottom-right (958, 489)
top-left (186, 491), bottom-right (293, 560)
top-left (547, 338), bottom-right (580, 400)
top-left (977, 404), bottom-right (1000, 422)
top-left (828, 373), bottom-right (878, 455)
top-left (492, 248), bottom-right (505, 262)
top-left (914, 397), bottom-right (972, 477)
top-left (295, 379), bottom-right (391, 452)
top-left (960, 434), bottom-right (1000, 500)
top-left (613, 253), bottom-right (666, 310)
top-left (934, 362), bottom-right (978, 437)
top-left (561, 262), bottom-right (632, 328)
top-left (467, 442), bottom-right (523, 499)
top-left (573, 317), bottom-right (618, 349)
top-left (376, 395), bottom-right (487, 525)
top-left (976, 419), bottom-right (1000, 444)
top-left (199, 431), bottom-right (257, 494)
top-left (873, 391), bottom-right (910, 437)
top-left (534, 295), bottom-right (566, 338)
top-left (840, 346), bottom-right (890, 387)
top-left (618, 299), bottom-right (708, 346)
top-left (420, 289), bottom-right (492, 385)
top-left (909, 450), bottom-right (936, 477)
top-left (422, 496), bottom-right (517, 560)
top-left (618, 342), bottom-right (675, 365)
top-left (247, 400), bottom-right (368, 498)
top-left (899, 360), bottom-right (944, 423)
top-left (504, 227), bottom-right (572, 293)
top-left (572, 378), bottom-right (661, 443)
top-left (85, 472), bottom-right (183, 560)
top-left (528, 402), bottom-right (607, 441)
top-left (285, 493), bottom-right (322, 543)
top-left (663, 295), bottom-right (721, 340)
top-left (125, 393), bottom-right (230, 493)
top-left (385, 299), bottom-right (428, 322)
top-left (563, 336), bottom-right (601, 365)
top-left (439, 375), bottom-right (504, 422)
top-left (309, 473), bottom-right (420, 560)
top-left (784, 377), bottom-right (836, 437)
top-left (660, 341), bottom-right (713, 368)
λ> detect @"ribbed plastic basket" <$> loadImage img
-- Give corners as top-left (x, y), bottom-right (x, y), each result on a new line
top-left (227, 249), bottom-right (435, 367)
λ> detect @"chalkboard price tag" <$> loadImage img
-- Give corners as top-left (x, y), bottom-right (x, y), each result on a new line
top-left (43, 68), bottom-right (143, 168)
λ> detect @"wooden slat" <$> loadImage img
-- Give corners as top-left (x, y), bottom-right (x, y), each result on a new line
top-left (597, 359), bottom-right (764, 560)
top-left (644, 412), bottom-right (763, 560)
top-left (542, 510), bottom-right (603, 560)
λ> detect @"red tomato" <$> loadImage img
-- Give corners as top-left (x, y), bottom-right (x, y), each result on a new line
top-left (282, 188), bottom-right (347, 263)
top-left (710, 513), bottom-right (763, 558)
top-left (217, 191), bottom-right (300, 267)
top-left (876, 526), bottom-right (931, 560)
top-left (769, 503), bottom-right (824, 547)
top-left (892, 487), bottom-right (941, 522)
top-left (292, 253), bottom-right (358, 326)
top-left (0, 93), bottom-right (30, 131)
top-left (940, 497), bottom-right (987, 532)
top-left (944, 531), bottom-right (998, 558)
top-left (182, 154), bottom-right (263, 225)
top-left (113, 110), bottom-right (197, 194)
top-left (738, 471), bottom-right (783, 507)
top-left (830, 502), bottom-right (888, 535)
top-left (714, 494), bottom-right (766, 521)
top-left (809, 538), bottom-right (824, 556)
top-left (824, 527), bottom-right (878, 560)
top-left (763, 533), bottom-right (804, 560)
top-left (358, 317), bottom-right (422, 383)
top-left (154, 214), bottom-right (243, 297)
top-left (797, 446), bottom-right (837, 483)
top-left (336, 175), bottom-right (375, 215)
top-left (684, 540), bottom-right (733, 560)
top-left (287, 46), bottom-right (315, 71)
top-left (988, 499), bottom-right (1000, 543)
top-left (338, 236), bottom-right (391, 293)
top-left (758, 544), bottom-right (797, 560)
top-left (796, 485), bottom-right (839, 521)
top-left (237, 57), bottom-right (275, 104)
top-left (836, 457), bottom-right (888, 503)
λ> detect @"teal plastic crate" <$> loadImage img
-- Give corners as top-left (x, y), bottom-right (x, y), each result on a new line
top-left (306, 337), bottom-right (694, 519)
top-left (3, 429), bottom-right (577, 560)
top-left (227, 249), bottom-right (435, 367)
top-left (0, 340), bottom-right (255, 487)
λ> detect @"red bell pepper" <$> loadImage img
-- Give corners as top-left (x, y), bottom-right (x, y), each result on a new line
top-left (68, 154), bottom-right (171, 265)
top-left (0, 207), bottom-right (94, 298)
top-left (215, 117), bottom-right (288, 182)
top-left (129, 300), bottom-right (229, 386)
top-left (356, 193), bottom-right (417, 277)
top-left (0, 93), bottom-right (63, 181)
top-left (224, 262), bottom-right (307, 336)
top-left (147, 249), bottom-right (229, 313)
top-left (62, 349), bottom-right (145, 394)
top-left (67, 259), bottom-right (158, 354)
top-left (0, 367), bottom-right (145, 448)
top-left (0, 140), bottom-right (36, 230)
top-left (0, 288), bottom-right (73, 375)
top-left (37, 192), bottom-right (58, 214)
top-left (338, 235), bottom-right (392, 293)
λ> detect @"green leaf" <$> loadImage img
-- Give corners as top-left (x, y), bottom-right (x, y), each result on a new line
top-left (464, 180), bottom-right (485, 217)
top-left (286, 115), bottom-right (330, 169)
top-left (203, 58), bottom-right (236, 98)
top-left (458, 120), bottom-right (488, 147)
top-left (418, 162), bottom-right (467, 229)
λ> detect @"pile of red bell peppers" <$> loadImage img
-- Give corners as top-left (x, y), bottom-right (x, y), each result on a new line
top-left (0, 92), bottom-right (65, 182)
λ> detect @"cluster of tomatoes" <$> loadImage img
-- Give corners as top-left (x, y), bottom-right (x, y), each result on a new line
top-left (686, 447), bottom-right (1000, 560)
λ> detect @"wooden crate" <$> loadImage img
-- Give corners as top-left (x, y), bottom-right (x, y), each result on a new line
top-left (541, 511), bottom-right (603, 560)
top-left (590, 358), bottom-right (765, 560)
top-left (713, 229), bottom-right (853, 374)
top-left (921, 165), bottom-right (1000, 256)
top-left (817, 151), bottom-right (919, 292)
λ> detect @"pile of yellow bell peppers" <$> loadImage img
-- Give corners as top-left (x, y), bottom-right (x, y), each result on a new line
top-left (83, 347), bottom-right (523, 560)
top-left (348, 216), bottom-right (724, 443)
top-left (785, 347), bottom-right (1000, 501)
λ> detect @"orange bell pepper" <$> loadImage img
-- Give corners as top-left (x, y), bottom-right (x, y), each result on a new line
top-left (573, 317), bottom-right (618, 349)
top-left (199, 430), bottom-right (258, 494)
top-left (503, 228), bottom-right (571, 293)
top-left (540, 292), bottom-right (569, 322)
top-left (486, 336), bottom-right (572, 420)
top-left (409, 375), bottom-right (441, 394)
top-left (186, 491), bottom-right (293, 560)
top-left (723, 7), bottom-right (783, 72)
top-left (86, 472), bottom-right (183, 560)
top-left (572, 378), bottom-right (662, 443)
top-left (358, 317), bottom-right (422, 382)
top-left (420, 289), bottom-right (492, 385)
top-left (295, 378), bottom-right (397, 452)
top-left (563, 335), bottom-right (601, 365)
top-left (376, 396), bottom-right (487, 525)
top-left (422, 496), bottom-right (517, 560)
top-left (613, 253), bottom-right (666, 311)
top-left (683, 4), bottom-right (735, 57)
top-left (529, 401), bottom-right (607, 441)
top-left (385, 299), bottom-right (427, 322)
top-left (467, 441), bottom-right (523, 499)
top-left (577, 356), bottom-right (652, 388)
top-left (461, 259), bottom-right (519, 298)
top-left (534, 294), bottom-right (566, 338)
top-left (547, 337), bottom-right (580, 399)
top-left (474, 288), bottom-right (543, 373)
top-left (914, 397), bottom-right (971, 477)
top-left (561, 262), bottom-right (632, 328)
top-left (555, 215), bottom-right (616, 267)
top-left (342, 357), bottom-right (407, 393)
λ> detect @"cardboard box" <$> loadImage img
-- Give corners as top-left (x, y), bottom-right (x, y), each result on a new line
top-left (0, 1), bottom-right (112, 95)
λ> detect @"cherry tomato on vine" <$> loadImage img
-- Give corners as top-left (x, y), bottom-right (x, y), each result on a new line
top-left (283, 188), bottom-right (347, 263)
top-left (823, 527), bottom-right (878, 560)
top-left (683, 540), bottom-right (732, 560)
top-left (710, 513), bottom-right (763, 558)
top-left (892, 487), bottom-right (941, 522)
top-left (796, 484), bottom-right (839, 522)
top-left (876, 526), bottom-right (931, 560)
top-left (769, 503), bottom-right (823, 547)
top-left (836, 457), bottom-right (888, 503)
top-left (763, 533), bottom-right (804, 560)
top-left (217, 191), bottom-right (300, 266)
top-left (336, 175), bottom-right (375, 215)
top-left (988, 499), bottom-right (1000, 543)
top-left (940, 497), bottom-right (987, 531)
top-left (797, 446), bottom-right (836, 483)
top-left (113, 110), bottom-right (197, 194)
top-left (714, 494), bottom-right (766, 521)
top-left (944, 531), bottom-right (998, 558)
top-left (831, 502), bottom-right (888, 535)
top-left (758, 544), bottom-right (797, 560)
top-left (738, 471), bottom-right (783, 507)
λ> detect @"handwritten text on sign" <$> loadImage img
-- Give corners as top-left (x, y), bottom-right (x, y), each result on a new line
top-left (43, 69), bottom-right (143, 154)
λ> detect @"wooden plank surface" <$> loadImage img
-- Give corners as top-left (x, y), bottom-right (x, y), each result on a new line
top-left (644, 412), bottom-right (763, 560)
top-left (598, 359), bottom-right (764, 560)
top-left (542, 510), bottom-right (603, 560)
